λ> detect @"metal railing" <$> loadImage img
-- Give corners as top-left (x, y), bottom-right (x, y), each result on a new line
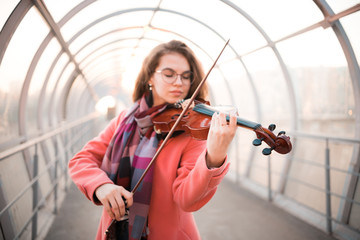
top-left (2, 115), bottom-right (360, 239)
top-left (263, 131), bottom-right (360, 239)
top-left (0, 113), bottom-right (101, 240)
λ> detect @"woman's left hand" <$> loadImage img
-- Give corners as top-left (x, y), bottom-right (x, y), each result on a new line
top-left (206, 112), bottom-right (237, 168)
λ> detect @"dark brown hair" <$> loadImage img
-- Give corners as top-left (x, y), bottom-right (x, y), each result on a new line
top-left (132, 40), bottom-right (208, 103)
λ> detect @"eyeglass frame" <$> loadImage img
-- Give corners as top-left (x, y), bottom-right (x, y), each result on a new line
top-left (154, 68), bottom-right (194, 85)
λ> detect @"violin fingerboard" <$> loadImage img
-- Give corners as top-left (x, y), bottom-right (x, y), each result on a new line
top-left (193, 104), bottom-right (261, 130)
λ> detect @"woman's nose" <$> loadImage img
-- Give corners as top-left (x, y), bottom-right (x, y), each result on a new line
top-left (173, 74), bottom-right (183, 85)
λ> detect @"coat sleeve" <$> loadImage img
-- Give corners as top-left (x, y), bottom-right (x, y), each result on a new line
top-left (172, 137), bottom-right (230, 212)
top-left (68, 111), bottom-right (127, 204)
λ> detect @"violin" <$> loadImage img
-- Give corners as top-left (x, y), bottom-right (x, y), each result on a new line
top-left (152, 101), bottom-right (292, 155)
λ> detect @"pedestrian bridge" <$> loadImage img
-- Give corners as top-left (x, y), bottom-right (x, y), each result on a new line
top-left (1, 1), bottom-right (360, 239)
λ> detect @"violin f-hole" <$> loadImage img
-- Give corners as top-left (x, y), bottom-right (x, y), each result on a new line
top-left (171, 111), bottom-right (190, 120)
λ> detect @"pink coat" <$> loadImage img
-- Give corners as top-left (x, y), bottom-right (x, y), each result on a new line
top-left (68, 110), bottom-right (230, 240)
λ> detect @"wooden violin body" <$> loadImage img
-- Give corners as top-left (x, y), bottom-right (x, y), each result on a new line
top-left (152, 103), bottom-right (292, 155)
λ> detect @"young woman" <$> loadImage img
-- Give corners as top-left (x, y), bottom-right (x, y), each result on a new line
top-left (68, 40), bottom-right (237, 240)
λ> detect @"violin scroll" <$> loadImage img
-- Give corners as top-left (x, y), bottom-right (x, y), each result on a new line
top-left (253, 124), bottom-right (292, 155)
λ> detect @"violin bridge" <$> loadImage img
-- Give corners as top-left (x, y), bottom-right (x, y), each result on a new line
top-left (174, 99), bottom-right (184, 108)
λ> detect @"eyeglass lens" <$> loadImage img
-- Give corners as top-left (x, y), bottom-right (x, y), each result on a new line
top-left (160, 69), bottom-right (193, 84)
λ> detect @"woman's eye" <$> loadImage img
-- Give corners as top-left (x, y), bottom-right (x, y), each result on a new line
top-left (165, 73), bottom-right (174, 78)
top-left (182, 73), bottom-right (192, 80)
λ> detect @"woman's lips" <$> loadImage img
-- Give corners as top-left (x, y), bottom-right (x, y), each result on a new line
top-left (169, 90), bottom-right (183, 97)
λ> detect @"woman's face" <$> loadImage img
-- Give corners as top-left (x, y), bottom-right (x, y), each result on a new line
top-left (149, 53), bottom-right (192, 106)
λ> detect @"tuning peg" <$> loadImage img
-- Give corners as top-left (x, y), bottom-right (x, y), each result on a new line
top-left (262, 146), bottom-right (275, 155)
top-left (253, 138), bottom-right (264, 146)
top-left (278, 131), bottom-right (286, 136)
top-left (268, 124), bottom-right (276, 132)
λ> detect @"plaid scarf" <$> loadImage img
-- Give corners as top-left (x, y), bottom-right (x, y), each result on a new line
top-left (101, 95), bottom-right (167, 240)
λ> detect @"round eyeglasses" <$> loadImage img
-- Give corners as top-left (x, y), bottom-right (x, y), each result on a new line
top-left (155, 68), bottom-right (193, 85)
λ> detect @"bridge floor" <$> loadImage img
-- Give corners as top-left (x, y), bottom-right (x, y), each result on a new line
top-left (45, 179), bottom-right (337, 240)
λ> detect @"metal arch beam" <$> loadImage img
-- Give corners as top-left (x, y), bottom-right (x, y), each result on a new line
top-left (60, 70), bottom-right (96, 120)
top-left (76, 77), bottom-right (132, 116)
top-left (79, 46), bottom-right (145, 77)
top-left (38, 48), bottom-right (64, 129)
top-left (52, 1), bottom-right (255, 181)
top-left (31, 0), bottom-right (243, 121)
top-left (76, 36), bottom-right (162, 70)
top-left (0, 0), bottom-right (32, 66)
top-left (31, 0), bottom-right (99, 103)
top-left (18, 31), bottom-right (54, 137)
top-left (73, 27), bottom-right (151, 59)
top-left (58, 5), bottom-right (245, 183)
top-left (220, 0), bottom-right (298, 123)
top-left (70, 35), bottom-right (231, 116)
top-left (6, 0), bottom-right (100, 137)
top-left (62, 7), bottom-right (238, 107)
top-left (51, 2), bottom-right (236, 119)
top-left (66, 27), bottom-right (229, 97)
top-left (64, 35), bottom-right (223, 114)
top-left (0, 0), bottom-right (32, 140)
top-left (73, 27), bottom-right (160, 62)
top-left (313, 0), bottom-right (360, 226)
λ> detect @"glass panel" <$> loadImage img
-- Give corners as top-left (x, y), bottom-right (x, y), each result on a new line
top-left (60, 0), bottom-right (158, 42)
top-left (340, 12), bottom-right (360, 68)
top-left (212, 59), bottom-right (261, 177)
top-left (152, 11), bottom-right (234, 61)
top-left (160, 0), bottom-right (266, 55)
top-left (43, 53), bottom-right (69, 129)
top-left (217, 60), bottom-right (257, 118)
top-left (144, 28), bottom-right (183, 44)
top-left (67, 75), bottom-right (86, 120)
top-left (0, 0), bottom-right (21, 31)
top-left (44, 0), bottom-right (83, 23)
top-left (46, 0), bottom-right (159, 23)
top-left (277, 27), bottom-right (355, 137)
top-left (207, 68), bottom-right (232, 105)
top-left (242, 47), bottom-right (292, 130)
top-left (95, 95), bottom-right (116, 114)
top-left (83, 55), bottom-right (122, 78)
top-left (326, 0), bottom-right (360, 14)
top-left (230, 0), bottom-right (324, 40)
top-left (0, 7), bottom-right (49, 145)
top-left (92, 78), bottom-right (122, 97)
top-left (78, 90), bottom-right (96, 116)
top-left (121, 42), bottom-right (159, 95)
top-left (74, 28), bottom-right (145, 63)
top-left (241, 47), bottom-right (292, 184)
top-left (79, 39), bottom-right (137, 70)
top-left (67, 11), bottom-right (153, 54)
top-left (27, 38), bottom-right (62, 135)
top-left (0, 153), bottom-right (32, 235)
top-left (30, 141), bottom-right (53, 196)
top-left (137, 38), bottom-right (162, 50)
top-left (52, 62), bottom-right (76, 125)
top-left (284, 138), bottom-right (355, 218)
top-left (349, 173), bottom-right (360, 230)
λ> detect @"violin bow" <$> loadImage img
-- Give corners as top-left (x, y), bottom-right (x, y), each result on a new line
top-left (131, 39), bottom-right (230, 193)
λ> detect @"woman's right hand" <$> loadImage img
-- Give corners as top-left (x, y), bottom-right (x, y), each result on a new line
top-left (95, 183), bottom-right (133, 221)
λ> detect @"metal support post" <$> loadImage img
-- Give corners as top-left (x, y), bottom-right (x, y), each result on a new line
top-left (32, 144), bottom-right (39, 240)
top-left (268, 155), bottom-right (272, 202)
top-left (325, 139), bottom-right (332, 235)
top-left (54, 159), bottom-right (58, 214)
